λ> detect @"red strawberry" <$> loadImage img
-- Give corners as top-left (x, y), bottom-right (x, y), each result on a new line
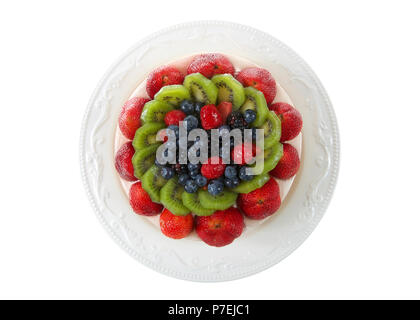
top-left (216, 101), bottom-right (233, 123)
top-left (129, 181), bottom-right (163, 216)
top-left (270, 102), bottom-right (303, 141)
top-left (164, 110), bottom-right (186, 126)
top-left (159, 209), bottom-right (194, 239)
top-left (236, 67), bottom-right (277, 104)
top-left (270, 143), bottom-right (300, 179)
top-left (231, 142), bottom-right (260, 165)
top-left (237, 178), bottom-right (281, 220)
top-left (115, 142), bottom-right (137, 181)
top-left (195, 207), bottom-right (244, 247)
top-left (146, 65), bottom-right (184, 98)
top-left (119, 97), bottom-right (150, 140)
top-left (201, 156), bottom-right (226, 179)
top-left (187, 53), bottom-right (235, 78)
top-left (200, 104), bottom-right (223, 130)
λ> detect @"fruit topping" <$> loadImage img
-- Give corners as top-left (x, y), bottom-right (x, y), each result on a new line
top-left (129, 181), bottom-right (163, 216)
top-left (141, 100), bottom-right (174, 124)
top-left (142, 165), bottom-right (168, 202)
top-left (211, 74), bottom-right (245, 109)
top-left (236, 67), bottom-right (277, 104)
top-left (201, 156), bottom-right (226, 179)
top-left (216, 101), bottom-right (233, 123)
top-left (237, 177), bottom-right (281, 219)
top-left (270, 143), bottom-right (300, 180)
top-left (146, 65), bottom-right (184, 99)
top-left (154, 85), bottom-right (191, 107)
top-left (132, 144), bottom-right (160, 179)
top-left (240, 87), bottom-right (269, 127)
top-left (187, 53), bottom-right (235, 78)
top-left (119, 97), bottom-right (151, 140)
top-left (183, 73), bottom-right (218, 105)
top-left (257, 111), bottom-right (281, 149)
top-left (164, 110), bottom-right (186, 126)
top-left (269, 102), bottom-right (303, 142)
top-left (160, 209), bottom-right (194, 239)
top-left (160, 177), bottom-right (191, 216)
top-left (132, 122), bottom-right (165, 150)
top-left (115, 142), bottom-right (137, 181)
top-left (200, 104), bottom-right (223, 130)
top-left (231, 173), bottom-right (270, 194)
top-left (195, 207), bottom-right (244, 247)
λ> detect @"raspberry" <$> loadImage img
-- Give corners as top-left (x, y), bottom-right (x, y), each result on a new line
top-left (201, 156), bottom-right (226, 179)
top-left (200, 104), bottom-right (223, 130)
top-left (164, 110), bottom-right (186, 126)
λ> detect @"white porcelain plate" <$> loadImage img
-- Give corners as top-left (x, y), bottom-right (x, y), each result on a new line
top-left (80, 21), bottom-right (340, 282)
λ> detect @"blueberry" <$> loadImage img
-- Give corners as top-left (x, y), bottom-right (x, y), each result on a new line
top-left (161, 167), bottom-right (174, 180)
top-left (185, 179), bottom-right (198, 193)
top-left (167, 125), bottom-right (179, 139)
top-left (224, 165), bottom-right (237, 179)
top-left (195, 174), bottom-right (207, 187)
top-left (244, 109), bottom-right (257, 124)
top-left (238, 166), bottom-right (253, 181)
top-left (218, 125), bottom-right (230, 134)
top-left (194, 101), bottom-right (204, 114)
top-left (180, 100), bottom-right (195, 115)
top-left (178, 173), bottom-right (190, 186)
top-left (208, 179), bottom-right (224, 196)
top-left (251, 127), bottom-right (257, 141)
top-left (224, 177), bottom-right (240, 188)
top-left (187, 163), bottom-right (200, 172)
top-left (189, 170), bottom-right (199, 179)
top-left (182, 115), bottom-right (199, 132)
top-left (173, 163), bottom-right (187, 174)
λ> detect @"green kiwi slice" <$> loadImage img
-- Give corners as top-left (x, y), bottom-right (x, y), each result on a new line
top-left (154, 85), bottom-right (191, 107)
top-left (132, 144), bottom-right (160, 179)
top-left (142, 165), bottom-right (168, 203)
top-left (231, 173), bottom-right (270, 194)
top-left (240, 87), bottom-right (269, 127)
top-left (141, 100), bottom-right (174, 124)
top-left (132, 122), bottom-right (165, 150)
top-left (182, 191), bottom-right (215, 216)
top-left (198, 189), bottom-right (238, 210)
top-left (250, 143), bottom-right (283, 175)
top-left (183, 73), bottom-right (218, 105)
top-left (160, 178), bottom-right (190, 216)
top-left (257, 111), bottom-right (282, 150)
top-left (211, 74), bottom-right (245, 110)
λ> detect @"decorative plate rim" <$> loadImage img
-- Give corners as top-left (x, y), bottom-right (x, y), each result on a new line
top-left (80, 20), bottom-right (340, 282)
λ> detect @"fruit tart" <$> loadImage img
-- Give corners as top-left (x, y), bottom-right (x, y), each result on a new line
top-left (114, 53), bottom-right (303, 247)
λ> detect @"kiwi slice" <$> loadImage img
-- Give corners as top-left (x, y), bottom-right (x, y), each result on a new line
top-left (240, 87), bottom-right (269, 127)
top-left (141, 100), bottom-right (174, 124)
top-left (250, 143), bottom-right (283, 175)
top-left (154, 85), bottom-right (191, 107)
top-left (257, 111), bottom-right (281, 150)
top-left (232, 173), bottom-right (270, 194)
top-left (132, 122), bottom-right (165, 150)
top-left (182, 191), bottom-right (215, 216)
top-left (183, 73), bottom-right (218, 105)
top-left (132, 144), bottom-right (160, 179)
top-left (142, 165), bottom-right (168, 203)
top-left (198, 189), bottom-right (238, 210)
top-left (160, 178), bottom-right (190, 216)
top-left (211, 74), bottom-right (245, 110)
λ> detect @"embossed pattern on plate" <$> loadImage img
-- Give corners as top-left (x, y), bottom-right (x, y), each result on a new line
top-left (80, 21), bottom-right (340, 282)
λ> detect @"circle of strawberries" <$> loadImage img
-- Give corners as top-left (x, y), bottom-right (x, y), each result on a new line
top-left (114, 53), bottom-right (303, 247)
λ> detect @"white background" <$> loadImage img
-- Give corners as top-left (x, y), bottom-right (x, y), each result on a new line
top-left (1, 0), bottom-right (419, 300)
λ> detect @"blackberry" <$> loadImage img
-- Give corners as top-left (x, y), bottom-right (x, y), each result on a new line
top-left (227, 111), bottom-right (247, 129)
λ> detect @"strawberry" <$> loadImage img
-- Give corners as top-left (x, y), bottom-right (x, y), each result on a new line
top-left (114, 142), bottom-right (137, 181)
top-left (216, 101), bottom-right (233, 123)
top-left (236, 67), bottom-right (277, 104)
top-left (201, 156), bottom-right (226, 179)
top-left (237, 177), bottom-right (281, 220)
top-left (146, 65), bottom-right (184, 99)
top-left (270, 102), bottom-right (303, 142)
top-left (231, 142), bottom-right (260, 165)
top-left (159, 209), bottom-right (194, 239)
top-left (187, 53), bottom-right (235, 78)
top-left (200, 104), bottom-right (223, 130)
top-left (195, 207), bottom-right (244, 247)
top-left (118, 97), bottom-right (150, 140)
top-left (129, 181), bottom-right (163, 216)
top-left (164, 110), bottom-right (186, 126)
top-left (270, 143), bottom-right (300, 179)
